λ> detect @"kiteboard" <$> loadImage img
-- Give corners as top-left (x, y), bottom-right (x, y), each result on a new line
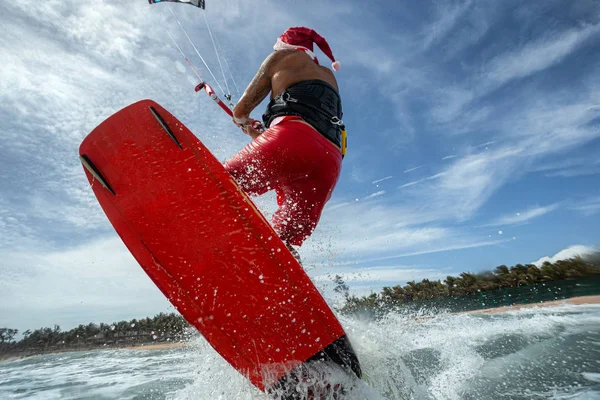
top-left (79, 100), bottom-right (361, 397)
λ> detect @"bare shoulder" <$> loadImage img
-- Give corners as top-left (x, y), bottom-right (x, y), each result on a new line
top-left (262, 50), bottom-right (299, 71)
top-left (268, 50), bottom-right (340, 94)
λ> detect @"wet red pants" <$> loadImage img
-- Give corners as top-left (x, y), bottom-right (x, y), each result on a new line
top-left (224, 117), bottom-right (342, 246)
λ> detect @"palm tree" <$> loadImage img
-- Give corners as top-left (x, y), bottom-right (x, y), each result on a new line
top-left (332, 275), bottom-right (350, 299)
top-left (494, 265), bottom-right (510, 276)
top-left (456, 272), bottom-right (478, 295)
top-left (526, 264), bottom-right (542, 283)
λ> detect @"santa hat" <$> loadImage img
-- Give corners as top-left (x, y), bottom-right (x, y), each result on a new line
top-left (273, 27), bottom-right (341, 71)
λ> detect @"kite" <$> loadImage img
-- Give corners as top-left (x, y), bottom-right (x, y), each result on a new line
top-left (148, 0), bottom-right (205, 9)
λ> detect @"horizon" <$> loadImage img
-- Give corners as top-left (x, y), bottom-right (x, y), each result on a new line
top-left (4, 249), bottom-right (600, 338)
top-left (1, 0), bottom-right (599, 334)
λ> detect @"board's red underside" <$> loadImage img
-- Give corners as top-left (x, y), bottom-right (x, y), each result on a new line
top-left (78, 100), bottom-right (345, 390)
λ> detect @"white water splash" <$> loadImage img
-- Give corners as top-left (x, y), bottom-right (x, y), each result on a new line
top-left (1, 304), bottom-right (599, 399)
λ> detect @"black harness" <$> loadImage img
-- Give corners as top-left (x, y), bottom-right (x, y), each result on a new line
top-left (262, 80), bottom-right (344, 150)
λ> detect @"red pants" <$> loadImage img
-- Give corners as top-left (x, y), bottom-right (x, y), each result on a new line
top-left (224, 117), bottom-right (342, 246)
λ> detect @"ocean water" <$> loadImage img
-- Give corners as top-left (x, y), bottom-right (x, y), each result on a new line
top-left (1, 303), bottom-right (599, 400)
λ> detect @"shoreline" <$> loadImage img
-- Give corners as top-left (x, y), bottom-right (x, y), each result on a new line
top-left (125, 341), bottom-right (189, 351)
top-left (0, 341), bottom-right (190, 362)
top-left (3, 295), bottom-right (599, 362)
top-left (465, 295), bottom-right (600, 315)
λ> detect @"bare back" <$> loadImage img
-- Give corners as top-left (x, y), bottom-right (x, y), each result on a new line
top-left (269, 50), bottom-right (339, 98)
top-left (232, 49), bottom-right (340, 124)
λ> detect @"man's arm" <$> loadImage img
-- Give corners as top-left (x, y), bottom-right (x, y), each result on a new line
top-left (233, 51), bottom-right (282, 121)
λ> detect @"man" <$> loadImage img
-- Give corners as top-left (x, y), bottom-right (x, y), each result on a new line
top-left (224, 27), bottom-right (345, 261)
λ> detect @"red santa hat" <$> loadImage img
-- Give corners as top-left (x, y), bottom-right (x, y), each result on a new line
top-left (273, 26), bottom-right (341, 71)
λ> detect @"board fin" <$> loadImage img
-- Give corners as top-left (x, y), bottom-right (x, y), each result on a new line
top-left (79, 154), bottom-right (116, 196)
top-left (149, 106), bottom-right (182, 149)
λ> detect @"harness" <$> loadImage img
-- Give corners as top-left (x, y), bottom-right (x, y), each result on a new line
top-left (262, 80), bottom-right (348, 156)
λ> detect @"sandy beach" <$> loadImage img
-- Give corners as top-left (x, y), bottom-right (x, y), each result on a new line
top-left (3, 296), bottom-right (599, 362)
top-left (125, 341), bottom-right (189, 351)
top-left (0, 341), bottom-right (191, 362)
top-left (466, 295), bottom-right (600, 315)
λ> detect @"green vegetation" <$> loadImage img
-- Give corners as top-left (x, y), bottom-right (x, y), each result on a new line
top-left (3, 253), bottom-right (599, 359)
top-left (336, 254), bottom-right (600, 315)
top-left (0, 312), bottom-right (191, 358)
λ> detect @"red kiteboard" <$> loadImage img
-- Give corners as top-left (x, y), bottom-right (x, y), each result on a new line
top-left (78, 100), bottom-right (361, 395)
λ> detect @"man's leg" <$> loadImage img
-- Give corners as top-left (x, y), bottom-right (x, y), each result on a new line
top-left (224, 121), bottom-right (341, 261)
top-left (225, 144), bottom-right (305, 265)
top-left (270, 179), bottom-right (335, 266)
top-left (224, 130), bottom-right (287, 196)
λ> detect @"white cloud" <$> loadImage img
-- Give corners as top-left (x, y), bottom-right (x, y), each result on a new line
top-left (484, 23), bottom-right (600, 91)
top-left (346, 5), bottom-right (600, 192)
top-left (570, 196), bottom-right (600, 216)
top-left (545, 167), bottom-right (600, 178)
top-left (399, 180), bottom-right (420, 189)
top-left (485, 203), bottom-right (560, 226)
top-left (421, 0), bottom-right (473, 50)
top-left (429, 86), bottom-right (475, 125)
top-left (0, 236), bottom-right (173, 332)
top-left (532, 245), bottom-right (599, 267)
top-left (0, 0), bottom-right (249, 243)
top-left (363, 191), bottom-right (386, 200)
top-left (398, 172), bottom-right (445, 189)
top-left (404, 147), bottom-right (524, 221)
top-left (372, 176), bottom-right (393, 184)
top-left (336, 237), bottom-right (512, 266)
top-left (301, 198), bottom-right (513, 268)
top-left (404, 165), bottom-right (423, 173)
top-left (476, 141), bottom-right (496, 148)
top-left (532, 155), bottom-right (600, 178)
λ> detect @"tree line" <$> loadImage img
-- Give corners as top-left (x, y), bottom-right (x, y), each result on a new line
top-left (335, 254), bottom-right (600, 314)
top-left (0, 312), bottom-right (192, 357)
top-left (3, 253), bottom-right (599, 357)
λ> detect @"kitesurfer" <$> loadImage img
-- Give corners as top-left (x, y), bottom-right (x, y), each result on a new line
top-left (224, 27), bottom-right (344, 261)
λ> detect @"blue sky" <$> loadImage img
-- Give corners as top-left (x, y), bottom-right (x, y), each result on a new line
top-left (1, 0), bottom-right (599, 333)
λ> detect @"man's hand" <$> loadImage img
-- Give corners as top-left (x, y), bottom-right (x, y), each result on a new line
top-left (233, 115), bottom-right (263, 140)
top-left (233, 115), bottom-right (252, 127)
top-left (241, 124), bottom-right (262, 140)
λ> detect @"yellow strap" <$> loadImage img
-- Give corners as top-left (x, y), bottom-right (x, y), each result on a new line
top-left (341, 128), bottom-right (348, 156)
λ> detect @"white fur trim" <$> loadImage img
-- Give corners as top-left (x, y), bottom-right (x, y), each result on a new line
top-left (273, 38), bottom-right (317, 60)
